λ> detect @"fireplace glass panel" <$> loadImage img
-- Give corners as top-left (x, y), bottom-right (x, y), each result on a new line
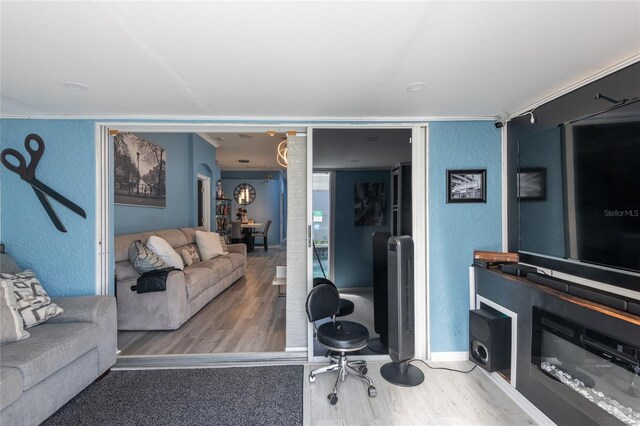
top-left (531, 308), bottom-right (640, 426)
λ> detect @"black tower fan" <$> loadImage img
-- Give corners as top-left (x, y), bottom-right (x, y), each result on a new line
top-left (380, 236), bottom-right (424, 386)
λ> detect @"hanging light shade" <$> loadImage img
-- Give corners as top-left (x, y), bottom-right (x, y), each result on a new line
top-left (277, 139), bottom-right (288, 168)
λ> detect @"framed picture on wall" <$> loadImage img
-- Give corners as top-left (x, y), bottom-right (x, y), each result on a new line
top-left (446, 169), bottom-right (486, 203)
top-left (354, 182), bottom-right (386, 226)
top-left (114, 132), bottom-right (167, 207)
top-left (517, 168), bottom-right (546, 201)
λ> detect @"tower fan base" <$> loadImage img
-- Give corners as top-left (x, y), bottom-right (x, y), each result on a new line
top-left (381, 362), bottom-right (425, 387)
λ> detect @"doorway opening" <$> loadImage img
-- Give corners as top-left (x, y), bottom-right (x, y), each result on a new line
top-left (96, 124), bottom-right (307, 365)
top-left (308, 125), bottom-right (428, 361)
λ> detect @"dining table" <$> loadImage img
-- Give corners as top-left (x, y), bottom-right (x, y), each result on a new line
top-left (240, 222), bottom-right (263, 252)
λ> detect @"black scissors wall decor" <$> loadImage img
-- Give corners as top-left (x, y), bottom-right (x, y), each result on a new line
top-left (1, 134), bottom-right (86, 233)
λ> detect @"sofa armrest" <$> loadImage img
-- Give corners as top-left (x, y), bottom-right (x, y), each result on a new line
top-left (48, 295), bottom-right (115, 324)
top-left (227, 243), bottom-right (247, 257)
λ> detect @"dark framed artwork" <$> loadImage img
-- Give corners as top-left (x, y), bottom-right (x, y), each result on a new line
top-left (517, 168), bottom-right (546, 201)
top-left (114, 132), bottom-right (166, 207)
top-left (446, 169), bottom-right (486, 203)
top-left (354, 182), bottom-right (386, 226)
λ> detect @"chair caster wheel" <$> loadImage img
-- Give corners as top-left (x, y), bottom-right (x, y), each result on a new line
top-left (368, 386), bottom-right (377, 398)
top-left (328, 393), bottom-right (338, 405)
top-left (358, 366), bottom-right (368, 375)
top-left (309, 374), bottom-right (316, 383)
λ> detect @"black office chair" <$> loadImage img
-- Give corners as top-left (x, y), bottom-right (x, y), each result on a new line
top-left (312, 277), bottom-right (354, 317)
top-left (306, 284), bottom-right (376, 405)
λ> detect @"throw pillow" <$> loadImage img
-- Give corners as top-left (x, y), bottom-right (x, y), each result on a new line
top-left (2, 270), bottom-right (64, 328)
top-left (196, 230), bottom-right (226, 261)
top-left (128, 240), bottom-right (166, 274)
top-left (146, 235), bottom-right (184, 270)
top-left (220, 235), bottom-right (229, 252)
top-left (0, 280), bottom-right (30, 344)
top-left (180, 246), bottom-right (201, 266)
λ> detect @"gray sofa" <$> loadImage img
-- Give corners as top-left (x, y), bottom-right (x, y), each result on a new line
top-left (0, 252), bottom-right (117, 426)
top-left (114, 227), bottom-right (246, 330)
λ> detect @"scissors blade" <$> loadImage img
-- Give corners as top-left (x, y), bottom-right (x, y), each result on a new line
top-left (30, 180), bottom-right (87, 219)
top-left (32, 187), bottom-right (67, 233)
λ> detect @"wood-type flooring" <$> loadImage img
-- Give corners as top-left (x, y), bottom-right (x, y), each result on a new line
top-left (117, 246), bottom-right (286, 355)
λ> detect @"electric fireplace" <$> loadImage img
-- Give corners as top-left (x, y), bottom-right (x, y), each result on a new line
top-left (531, 307), bottom-right (640, 425)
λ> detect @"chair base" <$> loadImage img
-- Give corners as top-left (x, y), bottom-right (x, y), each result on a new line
top-left (309, 351), bottom-right (376, 404)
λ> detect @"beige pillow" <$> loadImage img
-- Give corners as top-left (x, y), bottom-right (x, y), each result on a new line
top-left (196, 231), bottom-right (226, 261)
top-left (0, 280), bottom-right (30, 344)
top-left (180, 246), bottom-right (201, 266)
top-left (2, 270), bottom-right (63, 328)
top-left (147, 235), bottom-right (184, 270)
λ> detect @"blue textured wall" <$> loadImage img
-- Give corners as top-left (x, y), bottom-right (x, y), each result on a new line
top-left (334, 170), bottom-right (391, 288)
top-left (429, 122), bottom-right (502, 352)
top-left (0, 120), bottom-right (96, 296)
top-left (221, 174), bottom-right (282, 245)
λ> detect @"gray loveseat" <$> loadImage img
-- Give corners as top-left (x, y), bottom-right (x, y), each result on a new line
top-left (114, 227), bottom-right (246, 330)
top-left (0, 252), bottom-right (117, 426)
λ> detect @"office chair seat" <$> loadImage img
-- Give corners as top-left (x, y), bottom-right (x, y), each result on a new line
top-left (316, 321), bottom-right (369, 350)
top-left (306, 283), bottom-right (376, 405)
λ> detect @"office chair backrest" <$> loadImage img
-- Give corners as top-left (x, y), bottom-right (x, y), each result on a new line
top-left (231, 221), bottom-right (242, 239)
top-left (305, 284), bottom-right (340, 322)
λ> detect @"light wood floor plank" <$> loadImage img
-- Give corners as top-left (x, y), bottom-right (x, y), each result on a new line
top-left (118, 247), bottom-right (286, 355)
top-left (306, 362), bottom-right (537, 426)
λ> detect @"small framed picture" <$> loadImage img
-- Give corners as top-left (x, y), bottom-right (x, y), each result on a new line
top-left (517, 168), bottom-right (546, 201)
top-left (447, 169), bottom-right (487, 203)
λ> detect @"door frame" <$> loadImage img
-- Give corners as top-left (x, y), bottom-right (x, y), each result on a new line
top-left (306, 123), bottom-right (429, 362)
top-left (197, 173), bottom-right (211, 231)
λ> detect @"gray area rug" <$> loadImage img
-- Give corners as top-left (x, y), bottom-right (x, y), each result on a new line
top-left (43, 365), bottom-right (303, 426)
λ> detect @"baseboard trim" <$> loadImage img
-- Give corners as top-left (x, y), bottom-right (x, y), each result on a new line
top-left (429, 351), bottom-right (469, 361)
top-left (113, 351), bottom-right (306, 369)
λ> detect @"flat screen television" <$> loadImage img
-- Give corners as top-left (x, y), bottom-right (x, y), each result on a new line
top-left (518, 99), bottom-right (640, 292)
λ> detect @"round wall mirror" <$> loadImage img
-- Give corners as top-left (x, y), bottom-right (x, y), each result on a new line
top-left (234, 183), bottom-right (256, 205)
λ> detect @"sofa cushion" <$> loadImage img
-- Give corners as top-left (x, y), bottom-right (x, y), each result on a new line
top-left (0, 253), bottom-right (21, 274)
top-left (0, 280), bottom-right (30, 344)
top-left (0, 322), bottom-right (98, 390)
top-left (225, 253), bottom-right (246, 270)
top-left (0, 367), bottom-right (23, 410)
top-left (2, 271), bottom-right (64, 328)
top-left (183, 266), bottom-right (220, 301)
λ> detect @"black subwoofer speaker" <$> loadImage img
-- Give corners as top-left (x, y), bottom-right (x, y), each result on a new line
top-left (469, 309), bottom-right (511, 372)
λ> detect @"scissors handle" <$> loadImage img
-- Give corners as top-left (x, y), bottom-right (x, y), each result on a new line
top-left (31, 180), bottom-right (87, 219)
top-left (24, 134), bottom-right (44, 176)
top-left (1, 148), bottom-right (29, 179)
top-left (32, 187), bottom-right (67, 232)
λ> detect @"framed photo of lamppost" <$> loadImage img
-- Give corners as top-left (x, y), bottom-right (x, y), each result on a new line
top-left (114, 132), bottom-right (166, 207)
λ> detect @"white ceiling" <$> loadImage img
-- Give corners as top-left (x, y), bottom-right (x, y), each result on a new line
top-left (1, 2), bottom-right (639, 119)
top-left (206, 132), bottom-right (286, 170)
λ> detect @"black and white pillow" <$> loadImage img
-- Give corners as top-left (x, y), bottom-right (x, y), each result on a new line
top-left (0, 280), bottom-right (30, 344)
top-left (1, 270), bottom-right (63, 329)
top-left (128, 240), bottom-right (166, 274)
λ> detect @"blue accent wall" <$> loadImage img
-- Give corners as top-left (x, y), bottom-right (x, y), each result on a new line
top-left (221, 173), bottom-right (282, 245)
top-left (334, 170), bottom-right (391, 288)
top-left (0, 120), bottom-right (97, 297)
top-left (429, 122), bottom-right (502, 352)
